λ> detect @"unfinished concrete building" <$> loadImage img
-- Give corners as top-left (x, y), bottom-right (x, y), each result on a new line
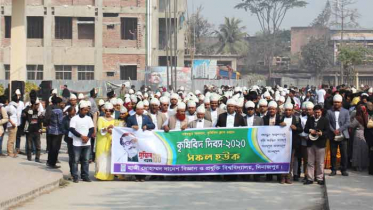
top-left (0, 0), bottom-right (186, 81)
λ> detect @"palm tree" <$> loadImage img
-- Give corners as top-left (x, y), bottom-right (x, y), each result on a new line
top-left (215, 17), bottom-right (247, 55)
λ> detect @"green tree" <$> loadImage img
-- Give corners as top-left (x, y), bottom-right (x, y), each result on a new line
top-left (338, 45), bottom-right (370, 85)
top-left (187, 6), bottom-right (215, 55)
top-left (301, 37), bottom-right (332, 86)
top-left (214, 17), bottom-right (247, 55)
top-left (235, 0), bottom-right (308, 83)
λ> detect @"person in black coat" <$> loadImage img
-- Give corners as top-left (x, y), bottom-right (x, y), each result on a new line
top-left (304, 105), bottom-right (329, 185)
top-left (216, 99), bottom-right (246, 128)
top-left (279, 103), bottom-right (303, 184)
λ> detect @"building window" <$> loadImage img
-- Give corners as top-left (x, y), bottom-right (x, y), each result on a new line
top-left (78, 65), bottom-right (94, 80)
top-left (106, 72), bottom-right (115, 77)
top-left (27, 65), bottom-right (43, 80)
top-left (55, 65), bottom-right (72, 80)
top-left (120, 65), bottom-right (137, 80)
top-left (159, 18), bottom-right (176, 50)
top-left (121, 18), bottom-right (138, 40)
top-left (55, 17), bottom-right (72, 39)
top-left (27, 16), bottom-right (44, 39)
top-left (77, 17), bottom-right (95, 40)
top-left (4, 65), bottom-right (10, 80)
top-left (5, 16), bottom-right (11, 38)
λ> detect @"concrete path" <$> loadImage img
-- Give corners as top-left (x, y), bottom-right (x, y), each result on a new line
top-left (325, 169), bottom-right (373, 210)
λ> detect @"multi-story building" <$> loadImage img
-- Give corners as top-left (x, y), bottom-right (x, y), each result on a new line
top-left (0, 0), bottom-right (186, 81)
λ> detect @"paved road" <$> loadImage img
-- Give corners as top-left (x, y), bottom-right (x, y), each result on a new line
top-left (13, 140), bottom-right (326, 210)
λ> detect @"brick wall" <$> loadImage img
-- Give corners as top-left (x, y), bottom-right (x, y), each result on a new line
top-left (291, 27), bottom-right (329, 55)
top-left (102, 54), bottom-right (145, 80)
top-left (27, 0), bottom-right (44, 6)
top-left (103, 0), bottom-right (145, 7)
top-left (50, 0), bottom-right (95, 6)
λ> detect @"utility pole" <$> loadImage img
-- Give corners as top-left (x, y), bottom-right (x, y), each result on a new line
top-left (165, 0), bottom-right (170, 89)
top-left (10, 0), bottom-right (27, 97)
top-left (174, 0), bottom-right (178, 89)
top-left (168, 0), bottom-right (174, 91)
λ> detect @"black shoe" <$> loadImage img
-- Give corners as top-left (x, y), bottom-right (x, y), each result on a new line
top-left (82, 178), bottom-right (92, 182)
top-left (317, 180), bottom-right (325, 185)
top-left (73, 178), bottom-right (79, 183)
top-left (329, 171), bottom-right (337, 176)
top-left (341, 171), bottom-right (349, 176)
top-left (293, 176), bottom-right (299, 181)
top-left (27, 158), bottom-right (32, 161)
top-left (35, 159), bottom-right (42, 163)
top-left (48, 165), bottom-right (61, 169)
top-left (304, 180), bottom-right (313, 185)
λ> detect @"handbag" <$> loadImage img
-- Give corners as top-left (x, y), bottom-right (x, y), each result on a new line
top-left (368, 117), bottom-right (373, 129)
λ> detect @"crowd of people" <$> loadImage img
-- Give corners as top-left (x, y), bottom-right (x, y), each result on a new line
top-left (1, 83), bottom-right (373, 185)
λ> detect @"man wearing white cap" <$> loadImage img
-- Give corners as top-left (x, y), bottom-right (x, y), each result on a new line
top-left (164, 102), bottom-right (189, 131)
top-left (69, 100), bottom-right (94, 183)
top-left (204, 98), bottom-right (211, 110)
top-left (257, 99), bottom-right (268, 118)
top-left (127, 101), bottom-right (155, 132)
top-left (326, 94), bottom-right (350, 177)
top-left (245, 101), bottom-right (263, 127)
top-left (169, 93), bottom-right (179, 117)
top-left (205, 94), bottom-right (225, 127)
top-left (188, 106), bottom-right (212, 129)
top-left (186, 100), bottom-right (197, 122)
top-left (236, 98), bottom-right (246, 117)
top-left (64, 94), bottom-right (79, 113)
top-left (23, 98), bottom-right (43, 162)
top-left (279, 103), bottom-right (303, 184)
top-left (216, 99), bottom-right (246, 128)
top-left (146, 98), bottom-right (167, 130)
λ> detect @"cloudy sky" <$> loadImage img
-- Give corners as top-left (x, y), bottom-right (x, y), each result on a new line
top-left (187, 0), bottom-right (373, 35)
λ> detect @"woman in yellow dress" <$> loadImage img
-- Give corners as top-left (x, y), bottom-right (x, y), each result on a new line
top-left (95, 102), bottom-right (118, 181)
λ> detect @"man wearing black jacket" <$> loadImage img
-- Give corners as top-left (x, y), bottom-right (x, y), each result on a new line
top-left (280, 103), bottom-right (303, 184)
top-left (24, 99), bottom-right (43, 162)
top-left (216, 99), bottom-right (246, 128)
top-left (304, 105), bottom-right (329, 185)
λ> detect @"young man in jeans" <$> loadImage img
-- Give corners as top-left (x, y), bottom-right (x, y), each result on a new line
top-left (69, 101), bottom-right (94, 183)
top-left (23, 99), bottom-right (43, 162)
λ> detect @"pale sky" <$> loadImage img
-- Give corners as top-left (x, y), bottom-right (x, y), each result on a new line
top-left (187, 0), bottom-right (373, 35)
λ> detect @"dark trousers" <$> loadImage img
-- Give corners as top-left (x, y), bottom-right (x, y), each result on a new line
top-left (47, 134), bottom-right (62, 166)
top-left (64, 137), bottom-right (74, 176)
top-left (46, 134), bottom-right (52, 152)
top-left (72, 146), bottom-right (91, 179)
top-left (330, 140), bottom-right (348, 172)
top-left (26, 132), bottom-right (41, 160)
top-left (15, 127), bottom-right (22, 150)
top-left (90, 137), bottom-right (95, 161)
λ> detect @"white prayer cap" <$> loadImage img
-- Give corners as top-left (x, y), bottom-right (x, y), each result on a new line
top-left (263, 91), bottom-right (270, 98)
top-left (124, 94), bottom-right (130, 98)
top-left (171, 93), bottom-right (179, 100)
top-left (306, 102), bottom-right (314, 109)
top-left (251, 85), bottom-right (259, 90)
top-left (284, 103), bottom-right (293, 109)
top-left (78, 93), bottom-right (84, 100)
top-left (143, 100), bottom-right (149, 106)
top-left (160, 96), bottom-right (169, 104)
top-left (234, 87), bottom-right (242, 92)
top-left (278, 96), bottom-right (285, 103)
top-left (130, 95), bottom-right (138, 103)
top-left (129, 89), bottom-right (135, 94)
top-left (237, 98), bottom-right (245, 107)
top-left (195, 90), bottom-right (201, 95)
top-left (117, 98), bottom-right (124, 105)
top-left (98, 99), bottom-right (105, 106)
top-left (227, 99), bottom-right (237, 106)
top-left (268, 101), bottom-right (278, 108)
top-left (136, 91), bottom-right (142, 96)
top-left (351, 87), bottom-right (357, 94)
top-left (163, 92), bottom-right (170, 98)
top-left (86, 100), bottom-right (92, 107)
top-left (179, 86), bottom-right (185, 91)
top-left (278, 87), bottom-right (284, 92)
top-left (197, 105), bottom-right (206, 114)
top-left (15, 89), bottom-right (21, 95)
top-left (210, 94), bottom-right (220, 102)
top-left (120, 106), bottom-right (128, 114)
top-left (245, 101), bottom-right (255, 109)
top-left (144, 93), bottom-right (149, 98)
top-left (220, 103), bottom-right (227, 110)
top-left (110, 98), bottom-right (117, 105)
top-left (124, 97), bottom-right (131, 103)
top-left (104, 102), bottom-right (113, 110)
top-left (52, 89), bottom-right (57, 95)
top-left (204, 97), bottom-right (210, 103)
top-left (258, 99), bottom-right (268, 106)
top-left (70, 94), bottom-right (77, 100)
top-left (136, 101), bottom-right (144, 109)
top-left (155, 92), bottom-right (161, 97)
top-left (205, 92), bottom-right (211, 98)
top-left (187, 100), bottom-right (196, 108)
top-left (368, 88), bottom-right (373, 93)
top-left (301, 102), bottom-right (308, 109)
top-left (281, 91), bottom-right (286, 96)
top-left (333, 94), bottom-right (343, 102)
top-left (79, 100), bottom-right (89, 109)
top-left (362, 93), bottom-right (369, 97)
top-left (177, 102), bottom-right (186, 110)
top-left (150, 98), bottom-right (160, 106)
top-left (198, 95), bottom-right (205, 101)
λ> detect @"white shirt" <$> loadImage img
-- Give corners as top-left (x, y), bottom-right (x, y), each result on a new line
top-left (246, 115), bottom-right (254, 126)
top-left (150, 113), bottom-right (158, 130)
top-left (175, 120), bottom-right (181, 130)
top-left (136, 115), bottom-right (143, 128)
top-left (317, 89), bottom-right (326, 103)
top-left (196, 119), bottom-right (204, 129)
top-left (70, 115), bottom-right (94, 147)
top-left (284, 117), bottom-right (293, 131)
top-left (226, 113), bottom-right (235, 128)
top-left (187, 112), bottom-right (197, 122)
top-left (335, 111), bottom-right (340, 130)
top-left (6, 103), bottom-right (18, 128)
top-left (300, 115), bottom-right (308, 146)
top-left (211, 109), bottom-right (218, 127)
top-left (17, 101), bottom-right (25, 126)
